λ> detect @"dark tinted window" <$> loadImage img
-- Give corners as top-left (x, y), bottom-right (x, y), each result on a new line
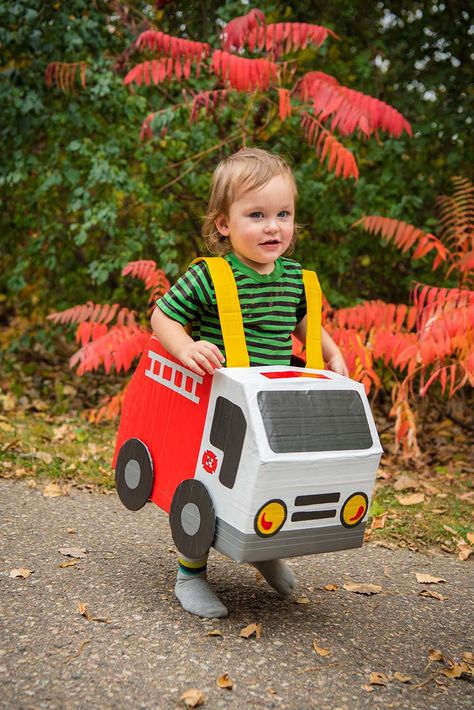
top-left (210, 397), bottom-right (247, 489)
top-left (257, 390), bottom-right (373, 453)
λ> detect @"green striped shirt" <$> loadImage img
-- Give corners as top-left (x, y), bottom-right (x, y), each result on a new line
top-left (157, 253), bottom-right (307, 366)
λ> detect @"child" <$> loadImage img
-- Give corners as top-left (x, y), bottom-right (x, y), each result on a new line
top-left (151, 147), bottom-right (348, 618)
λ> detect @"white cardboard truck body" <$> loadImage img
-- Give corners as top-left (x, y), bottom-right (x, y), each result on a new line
top-left (194, 366), bottom-right (381, 561)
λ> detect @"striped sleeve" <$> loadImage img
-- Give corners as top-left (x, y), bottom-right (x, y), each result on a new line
top-left (156, 262), bottom-right (215, 326)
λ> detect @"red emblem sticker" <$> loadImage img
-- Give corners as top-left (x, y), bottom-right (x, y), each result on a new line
top-left (201, 449), bottom-right (218, 474)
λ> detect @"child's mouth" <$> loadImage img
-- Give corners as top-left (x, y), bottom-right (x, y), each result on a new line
top-left (261, 239), bottom-right (280, 246)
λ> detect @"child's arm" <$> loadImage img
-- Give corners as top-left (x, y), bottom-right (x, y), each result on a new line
top-left (321, 327), bottom-right (349, 376)
top-left (151, 306), bottom-right (224, 376)
top-left (294, 317), bottom-right (349, 377)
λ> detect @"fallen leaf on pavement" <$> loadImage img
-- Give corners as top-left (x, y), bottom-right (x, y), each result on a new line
top-left (59, 547), bottom-right (87, 558)
top-left (322, 583), bottom-right (338, 591)
top-left (9, 568), bottom-right (33, 578)
top-left (216, 673), bottom-right (233, 690)
top-left (393, 672), bottom-right (411, 683)
top-left (361, 684), bottom-right (375, 692)
top-left (419, 589), bottom-right (446, 601)
top-left (77, 602), bottom-right (109, 624)
top-left (78, 602), bottom-right (91, 620)
top-left (298, 666), bottom-right (321, 674)
top-left (43, 482), bottom-right (62, 497)
top-left (312, 641), bottom-right (331, 657)
top-left (371, 540), bottom-right (397, 550)
top-left (65, 638), bottom-right (91, 664)
top-left (457, 542), bottom-right (472, 561)
top-left (206, 630), bottom-right (222, 637)
top-left (397, 493), bottom-right (425, 506)
top-left (427, 649), bottom-right (444, 664)
top-left (295, 595), bottom-right (311, 605)
top-left (369, 672), bottom-right (388, 686)
top-left (59, 560), bottom-right (80, 568)
top-left (462, 651), bottom-right (474, 664)
top-left (415, 573), bottom-right (446, 584)
top-left (67, 528), bottom-right (77, 534)
top-left (393, 475), bottom-right (419, 491)
top-left (180, 688), bottom-right (205, 708)
top-left (240, 623), bottom-right (262, 639)
top-left (467, 533), bottom-right (474, 545)
top-left (441, 662), bottom-right (472, 679)
top-left (343, 582), bottom-right (382, 595)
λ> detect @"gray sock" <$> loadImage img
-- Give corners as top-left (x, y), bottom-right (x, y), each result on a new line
top-left (253, 559), bottom-right (297, 595)
top-left (175, 556), bottom-right (228, 618)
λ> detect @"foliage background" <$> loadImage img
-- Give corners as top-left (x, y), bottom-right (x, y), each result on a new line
top-left (1, 0), bottom-right (472, 340)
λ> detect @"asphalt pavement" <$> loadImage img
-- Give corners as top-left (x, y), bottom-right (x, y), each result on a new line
top-left (1, 479), bottom-right (472, 709)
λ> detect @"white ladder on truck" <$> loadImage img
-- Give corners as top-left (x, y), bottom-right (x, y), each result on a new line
top-left (145, 350), bottom-right (203, 404)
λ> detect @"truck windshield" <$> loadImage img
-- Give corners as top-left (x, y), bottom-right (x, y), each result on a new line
top-left (257, 389), bottom-right (373, 453)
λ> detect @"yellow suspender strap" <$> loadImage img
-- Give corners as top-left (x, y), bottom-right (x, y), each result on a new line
top-left (302, 269), bottom-right (324, 369)
top-left (190, 257), bottom-right (250, 367)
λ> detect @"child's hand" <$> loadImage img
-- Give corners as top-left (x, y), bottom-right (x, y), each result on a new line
top-left (177, 340), bottom-right (225, 376)
top-left (326, 352), bottom-right (349, 378)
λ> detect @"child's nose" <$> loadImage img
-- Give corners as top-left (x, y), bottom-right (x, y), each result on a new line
top-left (264, 219), bottom-right (278, 232)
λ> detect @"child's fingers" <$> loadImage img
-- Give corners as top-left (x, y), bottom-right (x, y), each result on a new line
top-left (183, 357), bottom-right (206, 376)
top-left (180, 341), bottom-right (224, 375)
top-left (192, 350), bottom-right (218, 375)
top-left (201, 341), bottom-right (225, 364)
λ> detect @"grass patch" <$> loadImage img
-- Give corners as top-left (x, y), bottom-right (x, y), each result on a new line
top-left (0, 410), bottom-right (116, 489)
top-left (368, 474), bottom-right (473, 554)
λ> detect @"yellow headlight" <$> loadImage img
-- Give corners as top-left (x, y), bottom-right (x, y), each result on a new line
top-left (340, 493), bottom-right (368, 528)
top-left (254, 500), bottom-right (287, 537)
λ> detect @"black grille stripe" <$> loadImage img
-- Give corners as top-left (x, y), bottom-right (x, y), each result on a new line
top-left (295, 493), bottom-right (340, 506)
top-left (291, 510), bottom-right (337, 522)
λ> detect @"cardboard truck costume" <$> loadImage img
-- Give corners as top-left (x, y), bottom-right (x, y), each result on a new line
top-left (113, 258), bottom-right (382, 562)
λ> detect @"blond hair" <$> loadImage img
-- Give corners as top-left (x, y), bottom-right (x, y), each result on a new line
top-left (202, 147), bottom-right (299, 255)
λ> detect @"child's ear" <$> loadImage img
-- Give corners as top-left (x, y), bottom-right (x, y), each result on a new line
top-left (215, 214), bottom-right (230, 236)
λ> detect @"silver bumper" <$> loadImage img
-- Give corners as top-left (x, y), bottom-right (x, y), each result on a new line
top-left (213, 517), bottom-right (366, 563)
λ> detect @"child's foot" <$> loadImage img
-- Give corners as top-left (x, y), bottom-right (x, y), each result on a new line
top-left (175, 573), bottom-right (228, 618)
top-left (253, 559), bottom-right (297, 596)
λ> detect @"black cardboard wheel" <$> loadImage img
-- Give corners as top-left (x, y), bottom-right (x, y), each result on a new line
top-left (115, 438), bottom-right (153, 511)
top-left (169, 479), bottom-right (215, 559)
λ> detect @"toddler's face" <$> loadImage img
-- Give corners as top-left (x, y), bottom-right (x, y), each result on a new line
top-left (215, 174), bottom-right (295, 274)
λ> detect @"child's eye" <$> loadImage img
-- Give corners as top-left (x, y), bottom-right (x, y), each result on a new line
top-left (249, 211), bottom-right (263, 219)
top-left (278, 210), bottom-right (291, 218)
